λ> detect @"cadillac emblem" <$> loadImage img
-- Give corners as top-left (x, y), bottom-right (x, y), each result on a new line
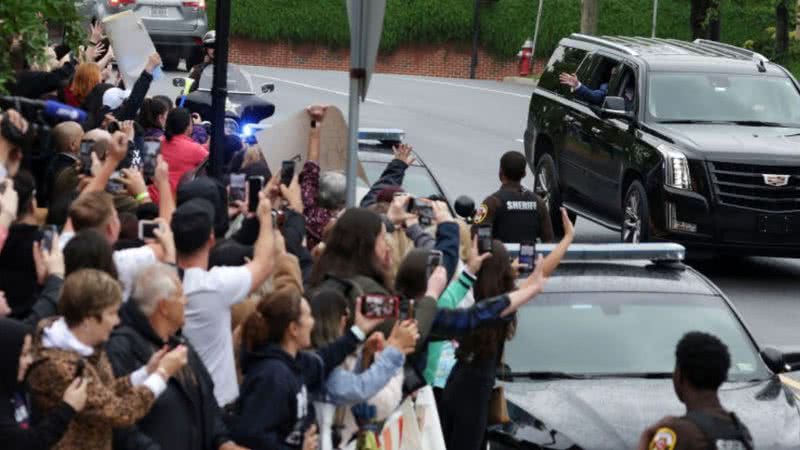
top-left (763, 174), bottom-right (790, 187)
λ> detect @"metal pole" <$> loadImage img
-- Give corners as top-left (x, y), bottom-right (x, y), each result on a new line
top-left (469, 0), bottom-right (480, 79)
top-left (531, 0), bottom-right (543, 66)
top-left (651, 0), bottom-right (659, 38)
top-left (345, 73), bottom-right (362, 207)
top-left (209, 0), bottom-right (231, 179)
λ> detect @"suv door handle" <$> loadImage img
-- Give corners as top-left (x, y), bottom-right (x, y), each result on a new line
top-left (591, 127), bottom-right (602, 135)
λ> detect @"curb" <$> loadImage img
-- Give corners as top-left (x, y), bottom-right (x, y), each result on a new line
top-left (502, 76), bottom-right (538, 86)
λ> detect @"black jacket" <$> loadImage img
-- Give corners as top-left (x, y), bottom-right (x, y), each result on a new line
top-left (231, 331), bottom-right (360, 450)
top-left (7, 63), bottom-right (75, 100)
top-left (0, 318), bottom-right (75, 450)
top-left (105, 301), bottom-right (231, 450)
top-left (0, 224), bottom-right (41, 319)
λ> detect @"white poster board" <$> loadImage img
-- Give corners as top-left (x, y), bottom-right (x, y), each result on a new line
top-left (102, 10), bottom-right (156, 90)
top-left (256, 107), bottom-right (368, 183)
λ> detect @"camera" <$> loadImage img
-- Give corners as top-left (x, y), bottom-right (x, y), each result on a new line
top-left (406, 197), bottom-right (434, 226)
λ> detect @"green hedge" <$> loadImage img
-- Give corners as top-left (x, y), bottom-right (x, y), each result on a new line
top-left (208, 0), bottom-right (790, 61)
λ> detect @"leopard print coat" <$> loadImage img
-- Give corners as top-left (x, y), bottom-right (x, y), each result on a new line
top-left (26, 318), bottom-right (156, 450)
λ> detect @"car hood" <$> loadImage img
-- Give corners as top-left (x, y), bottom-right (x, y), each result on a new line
top-left (495, 377), bottom-right (800, 450)
top-left (653, 124), bottom-right (800, 163)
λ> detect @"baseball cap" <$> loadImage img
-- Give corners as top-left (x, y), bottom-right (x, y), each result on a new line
top-left (102, 88), bottom-right (131, 110)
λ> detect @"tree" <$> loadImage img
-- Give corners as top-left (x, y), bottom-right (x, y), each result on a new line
top-left (796, 0), bottom-right (800, 37)
top-left (0, 0), bottom-right (84, 94)
top-left (580, 0), bottom-right (599, 35)
top-left (776, 0), bottom-right (790, 57)
top-left (690, 0), bottom-right (721, 41)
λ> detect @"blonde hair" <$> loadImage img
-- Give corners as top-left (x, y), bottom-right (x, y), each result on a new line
top-left (241, 145), bottom-right (265, 169)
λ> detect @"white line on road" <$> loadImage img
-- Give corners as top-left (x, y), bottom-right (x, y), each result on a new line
top-left (387, 76), bottom-right (530, 99)
top-left (248, 73), bottom-right (388, 105)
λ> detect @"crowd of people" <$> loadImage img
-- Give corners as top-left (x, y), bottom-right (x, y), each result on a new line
top-left (0, 21), bottom-right (754, 450)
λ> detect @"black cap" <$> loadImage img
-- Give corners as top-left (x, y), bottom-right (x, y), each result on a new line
top-left (177, 177), bottom-right (230, 238)
top-left (171, 198), bottom-right (215, 255)
top-left (210, 239), bottom-right (253, 268)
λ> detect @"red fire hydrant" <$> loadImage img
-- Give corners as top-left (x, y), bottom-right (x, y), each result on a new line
top-left (517, 38), bottom-right (534, 76)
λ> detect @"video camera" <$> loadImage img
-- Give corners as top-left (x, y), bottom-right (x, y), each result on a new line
top-left (0, 96), bottom-right (88, 157)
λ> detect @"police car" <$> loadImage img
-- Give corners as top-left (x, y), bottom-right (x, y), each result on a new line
top-left (490, 243), bottom-right (800, 450)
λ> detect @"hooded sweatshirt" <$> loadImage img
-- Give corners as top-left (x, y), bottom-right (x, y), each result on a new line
top-left (232, 330), bottom-right (361, 450)
top-left (0, 318), bottom-right (75, 450)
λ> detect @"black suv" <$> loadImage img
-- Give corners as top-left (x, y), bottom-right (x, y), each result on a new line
top-left (524, 34), bottom-right (800, 257)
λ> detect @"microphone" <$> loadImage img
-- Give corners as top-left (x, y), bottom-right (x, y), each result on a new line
top-left (43, 100), bottom-right (87, 123)
top-left (0, 96), bottom-right (88, 124)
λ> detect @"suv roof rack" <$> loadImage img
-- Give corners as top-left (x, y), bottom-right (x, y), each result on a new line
top-left (568, 34), bottom-right (768, 63)
top-left (505, 243), bottom-right (686, 264)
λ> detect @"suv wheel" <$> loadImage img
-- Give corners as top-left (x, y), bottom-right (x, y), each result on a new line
top-left (162, 51), bottom-right (180, 72)
top-left (187, 47), bottom-right (204, 71)
top-left (621, 180), bottom-right (650, 243)
top-left (535, 153), bottom-right (575, 237)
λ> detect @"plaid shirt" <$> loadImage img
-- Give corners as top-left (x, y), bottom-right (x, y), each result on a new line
top-left (300, 161), bottom-right (335, 250)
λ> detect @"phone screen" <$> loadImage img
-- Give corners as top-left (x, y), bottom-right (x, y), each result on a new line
top-left (230, 173), bottom-right (246, 203)
top-left (79, 140), bottom-right (95, 175)
top-left (519, 242), bottom-right (536, 272)
top-left (138, 221), bottom-right (160, 240)
top-left (477, 225), bottom-right (493, 254)
top-left (142, 140), bottom-right (161, 179)
top-left (281, 160), bottom-right (295, 186)
top-left (247, 176), bottom-right (264, 213)
top-left (41, 225), bottom-right (57, 253)
top-left (360, 295), bottom-right (398, 319)
top-left (426, 250), bottom-right (443, 279)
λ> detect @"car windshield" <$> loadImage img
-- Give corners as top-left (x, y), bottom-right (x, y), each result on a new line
top-left (361, 162), bottom-right (443, 199)
top-left (647, 72), bottom-right (800, 127)
top-left (199, 65), bottom-right (253, 93)
top-left (504, 292), bottom-right (770, 382)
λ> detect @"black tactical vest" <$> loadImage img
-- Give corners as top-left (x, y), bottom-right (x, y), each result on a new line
top-left (490, 187), bottom-right (540, 244)
top-left (684, 411), bottom-right (754, 450)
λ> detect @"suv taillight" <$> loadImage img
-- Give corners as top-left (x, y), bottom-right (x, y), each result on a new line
top-left (182, 0), bottom-right (205, 9)
top-left (108, 0), bottom-right (135, 7)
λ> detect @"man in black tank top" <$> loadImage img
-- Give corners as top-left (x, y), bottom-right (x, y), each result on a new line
top-left (474, 151), bottom-right (554, 244)
top-left (638, 332), bottom-right (754, 450)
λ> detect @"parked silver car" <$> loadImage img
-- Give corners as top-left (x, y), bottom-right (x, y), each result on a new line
top-left (75, 0), bottom-right (208, 71)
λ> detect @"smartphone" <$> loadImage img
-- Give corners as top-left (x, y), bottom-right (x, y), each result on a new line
top-left (280, 160), bottom-right (295, 186)
top-left (519, 241), bottom-right (536, 273)
top-left (360, 294), bottom-right (400, 320)
top-left (74, 359), bottom-right (85, 378)
top-left (107, 121), bottom-right (120, 134)
top-left (79, 139), bottom-right (95, 175)
top-left (138, 220), bottom-right (160, 240)
top-left (41, 225), bottom-right (57, 253)
top-left (477, 225), bottom-right (493, 255)
top-left (406, 197), bottom-right (434, 226)
top-left (142, 139), bottom-right (161, 180)
top-left (405, 196), bottom-right (417, 213)
top-left (426, 250), bottom-right (443, 279)
top-left (247, 176), bottom-right (265, 213)
top-left (229, 173), bottom-right (246, 203)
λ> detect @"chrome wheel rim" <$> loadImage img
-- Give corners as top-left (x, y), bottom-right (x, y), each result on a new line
top-left (622, 190), bottom-right (641, 243)
top-left (537, 164), bottom-right (552, 211)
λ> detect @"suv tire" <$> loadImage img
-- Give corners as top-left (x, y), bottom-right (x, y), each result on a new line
top-left (161, 51), bottom-right (180, 72)
top-left (187, 47), bottom-right (204, 71)
top-left (621, 180), bottom-right (650, 243)
top-left (535, 153), bottom-right (575, 237)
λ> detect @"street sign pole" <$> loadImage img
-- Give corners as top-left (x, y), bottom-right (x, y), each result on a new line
top-left (209, 0), bottom-right (230, 179)
top-left (346, 0), bottom-right (386, 207)
top-left (651, 0), bottom-right (659, 38)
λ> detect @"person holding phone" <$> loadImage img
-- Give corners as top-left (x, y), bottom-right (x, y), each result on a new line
top-left (0, 318), bottom-right (88, 450)
top-left (474, 151), bottom-right (554, 244)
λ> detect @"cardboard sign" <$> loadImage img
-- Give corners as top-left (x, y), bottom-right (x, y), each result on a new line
top-left (256, 106), bottom-right (368, 183)
top-left (102, 10), bottom-right (156, 90)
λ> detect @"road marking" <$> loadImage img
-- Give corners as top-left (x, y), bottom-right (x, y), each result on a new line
top-left (387, 75), bottom-right (530, 99)
top-left (248, 73), bottom-right (387, 105)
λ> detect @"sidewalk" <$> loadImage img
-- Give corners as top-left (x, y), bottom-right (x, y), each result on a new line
top-left (502, 76), bottom-right (538, 87)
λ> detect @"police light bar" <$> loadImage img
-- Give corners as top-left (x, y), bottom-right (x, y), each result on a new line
top-left (358, 128), bottom-right (405, 143)
top-left (504, 243), bottom-right (686, 263)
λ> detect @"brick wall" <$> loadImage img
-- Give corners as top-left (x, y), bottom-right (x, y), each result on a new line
top-left (228, 38), bottom-right (545, 80)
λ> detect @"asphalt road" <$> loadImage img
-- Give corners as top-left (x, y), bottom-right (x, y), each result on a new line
top-left (152, 65), bottom-right (799, 350)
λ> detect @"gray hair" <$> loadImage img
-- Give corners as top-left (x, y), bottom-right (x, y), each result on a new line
top-left (318, 171), bottom-right (347, 210)
top-left (130, 263), bottom-right (180, 317)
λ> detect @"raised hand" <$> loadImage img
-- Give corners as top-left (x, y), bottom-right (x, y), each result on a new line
top-left (559, 72), bottom-right (580, 89)
top-left (392, 143), bottom-right (416, 166)
top-left (386, 320), bottom-right (419, 355)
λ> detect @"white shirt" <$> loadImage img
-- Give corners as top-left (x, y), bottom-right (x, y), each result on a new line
top-left (59, 233), bottom-right (156, 302)
top-left (181, 265), bottom-right (252, 406)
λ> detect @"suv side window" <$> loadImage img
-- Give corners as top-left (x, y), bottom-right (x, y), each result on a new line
top-left (539, 45), bottom-right (589, 95)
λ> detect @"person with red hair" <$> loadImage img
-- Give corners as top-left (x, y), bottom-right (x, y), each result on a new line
top-left (63, 63), bottom-right (101, 108)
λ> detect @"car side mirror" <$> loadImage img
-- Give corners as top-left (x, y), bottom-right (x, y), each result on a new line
top-left (761, 346), bottom-right (800, 373)
top-left (261, 83), bottom-right (275, 94)
top-left (173, 78), bottom-right (186, 88)
top-left (601, 96), bottom-right (633, 121)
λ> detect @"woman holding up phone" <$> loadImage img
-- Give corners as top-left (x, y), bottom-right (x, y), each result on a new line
top-left (0, 318), bottom-right (88, 450)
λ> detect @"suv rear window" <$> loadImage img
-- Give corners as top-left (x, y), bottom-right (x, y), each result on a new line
top-left (539, 46), bottom-right (589, 94)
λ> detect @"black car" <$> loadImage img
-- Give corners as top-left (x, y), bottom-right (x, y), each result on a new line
top-left (524, 34), bottom-right (800, 256)
top-left (490, 243), bottom-right (800, 450)
top-left (173, 64), bottom-right (275, 131)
